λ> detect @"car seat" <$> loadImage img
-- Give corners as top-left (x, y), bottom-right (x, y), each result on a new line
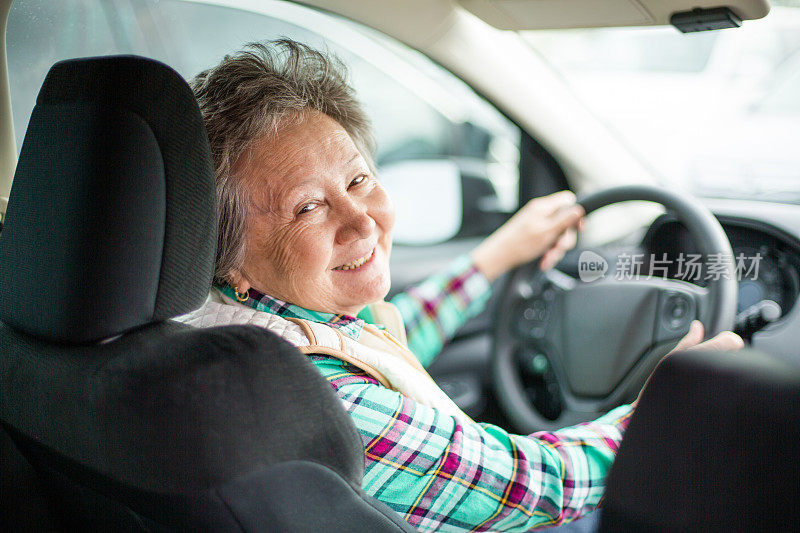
top-left (0, 55), bottom-right (415, 532)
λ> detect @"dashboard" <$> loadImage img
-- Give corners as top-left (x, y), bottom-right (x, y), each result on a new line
top-left (642, 215), bottom-right (800, 318)
top-left (679, 199), bottom-right (800, 363)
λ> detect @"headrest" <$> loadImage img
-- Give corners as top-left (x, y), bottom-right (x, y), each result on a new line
top-left (0, 56), bottom-right (216, 343)
top-left (600, 348), bottom-right (800, 531)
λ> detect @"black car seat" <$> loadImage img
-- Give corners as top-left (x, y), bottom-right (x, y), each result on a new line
top-left (0, 55), bottom-right (415, 532)
top-left (599, 348), bottom-right (800, 532)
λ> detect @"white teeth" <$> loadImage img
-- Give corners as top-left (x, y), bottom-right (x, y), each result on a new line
top-left (334, 249), bottom-right (374, 271)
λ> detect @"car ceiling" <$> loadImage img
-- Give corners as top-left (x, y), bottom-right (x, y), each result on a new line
top-left (457, 0), bottom-right (769, 30)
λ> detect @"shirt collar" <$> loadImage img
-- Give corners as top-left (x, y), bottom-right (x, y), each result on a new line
top-left (219, 284), bottom-right (369, 340)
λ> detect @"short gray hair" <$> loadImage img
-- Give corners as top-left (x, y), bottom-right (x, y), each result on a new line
top-left (191, 39), bottom-right (377, 286)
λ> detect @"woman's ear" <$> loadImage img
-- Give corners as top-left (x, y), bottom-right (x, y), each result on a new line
top-left (230, 273), bottom-right (251, 293)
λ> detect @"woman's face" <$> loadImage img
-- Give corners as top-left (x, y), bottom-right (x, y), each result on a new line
top-left (233, 110), bottom-right (394, 316)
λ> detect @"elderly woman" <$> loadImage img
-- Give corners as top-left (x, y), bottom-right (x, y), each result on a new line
top-left (178, 40), bottom-right (742, 531)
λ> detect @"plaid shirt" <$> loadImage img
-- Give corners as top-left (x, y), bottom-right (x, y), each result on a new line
top-left (229, 255), bottom-right (632, 531)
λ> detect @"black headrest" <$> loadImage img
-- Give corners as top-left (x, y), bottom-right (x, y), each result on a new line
top-left (0, 56), bottom-right (215, 343)
top-left (600, 348), bottom-right (800, 532)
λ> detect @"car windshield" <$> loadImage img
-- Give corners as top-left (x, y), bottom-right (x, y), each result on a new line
top-left (523, 1), bottom-right (800, 204)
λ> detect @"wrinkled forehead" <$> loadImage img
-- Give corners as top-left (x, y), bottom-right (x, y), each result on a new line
top-left (235, 111), bottom-right (366, 209)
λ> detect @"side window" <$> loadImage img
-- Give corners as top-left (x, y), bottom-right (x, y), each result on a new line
top-left (8, 0), bottom-right (521, 245)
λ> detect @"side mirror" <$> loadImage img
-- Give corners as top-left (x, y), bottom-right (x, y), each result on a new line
top-left (379, 159), bottom-right (462, 245)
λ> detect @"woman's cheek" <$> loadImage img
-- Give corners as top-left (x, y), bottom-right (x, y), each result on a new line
top-left (248, 220), bottom-right (305, 280)
top-left (273, 224), bottom-right (316, 275)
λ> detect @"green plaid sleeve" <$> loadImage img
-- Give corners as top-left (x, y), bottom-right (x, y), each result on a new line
top-left (311, 355), bottom-right (633, 532)
top-left (390, 255), bottom-right (492, 367)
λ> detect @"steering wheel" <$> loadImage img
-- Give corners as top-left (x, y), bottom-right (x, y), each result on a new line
top-left (492, 185), bottom-right (738, 433)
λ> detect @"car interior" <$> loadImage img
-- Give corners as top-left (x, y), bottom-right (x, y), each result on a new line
top-left (1, 0), bottom-right (799, 531)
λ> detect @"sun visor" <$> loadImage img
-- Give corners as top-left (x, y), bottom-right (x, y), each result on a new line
top-left (457, 0), bottom-right (770, 30)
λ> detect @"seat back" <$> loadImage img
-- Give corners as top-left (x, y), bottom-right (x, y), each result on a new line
top-left (0, 424), bottom-right (55, 530)
top-left (599, 348), bottom-right (800, 532)
top-left (0, 55), bottom-right (414, 532)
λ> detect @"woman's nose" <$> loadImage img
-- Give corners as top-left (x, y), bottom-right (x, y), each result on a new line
top-left (335, 200), bottom-right (375, 244)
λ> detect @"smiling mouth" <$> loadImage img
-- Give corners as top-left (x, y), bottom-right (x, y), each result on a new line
top-left (333, 249), bottom-right (374, 271)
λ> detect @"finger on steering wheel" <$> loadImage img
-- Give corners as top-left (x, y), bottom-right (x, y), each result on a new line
top-left (539, 217), bottom-right (581, 270)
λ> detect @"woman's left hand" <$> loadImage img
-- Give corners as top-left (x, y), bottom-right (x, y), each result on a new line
top-left (668, 320), bottom-right (745, 353)
top-left (471, 190), bottom-right (584, 281)
top-left (635, 320), bottom-right (744, 405)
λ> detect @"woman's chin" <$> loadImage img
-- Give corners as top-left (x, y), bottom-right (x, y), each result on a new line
top-left (330, 248), bottom-right (391, 310)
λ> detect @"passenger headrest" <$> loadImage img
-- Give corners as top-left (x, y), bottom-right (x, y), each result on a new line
top-left (0, 56), bottom-right (216, 343)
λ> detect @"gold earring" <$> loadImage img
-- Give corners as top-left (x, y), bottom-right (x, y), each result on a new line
top-left (233, 285), bottom-right (249, 302)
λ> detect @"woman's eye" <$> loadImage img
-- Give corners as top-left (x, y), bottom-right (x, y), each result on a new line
top-left (349, 174), bottom-right (369, 188)
top-left (297, 203), bottom-right (318, 215)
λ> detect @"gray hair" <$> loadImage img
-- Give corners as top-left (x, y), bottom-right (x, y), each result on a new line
top-left (191, 39), bottom-right (377, 286)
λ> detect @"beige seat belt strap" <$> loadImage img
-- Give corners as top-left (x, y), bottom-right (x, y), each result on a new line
top-left (285, 317), bottom-right (395, 390)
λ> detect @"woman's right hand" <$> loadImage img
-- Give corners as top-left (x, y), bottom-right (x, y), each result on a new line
top-left (470, 190), bottom-right (584, 282)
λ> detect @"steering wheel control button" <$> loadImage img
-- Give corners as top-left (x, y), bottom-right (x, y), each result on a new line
top-left (670, 298), bottom-right (688, 320)
top-left (517, 295), bottom-right (551, 338)
top-left (656, 291), bottom-right (697, 341)
top-left (516, 280), bottom-right (534, 299)
top-left (531, 354), bottom-right (549, 374)
top-left (665, 294), bottom-right (692, 329)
